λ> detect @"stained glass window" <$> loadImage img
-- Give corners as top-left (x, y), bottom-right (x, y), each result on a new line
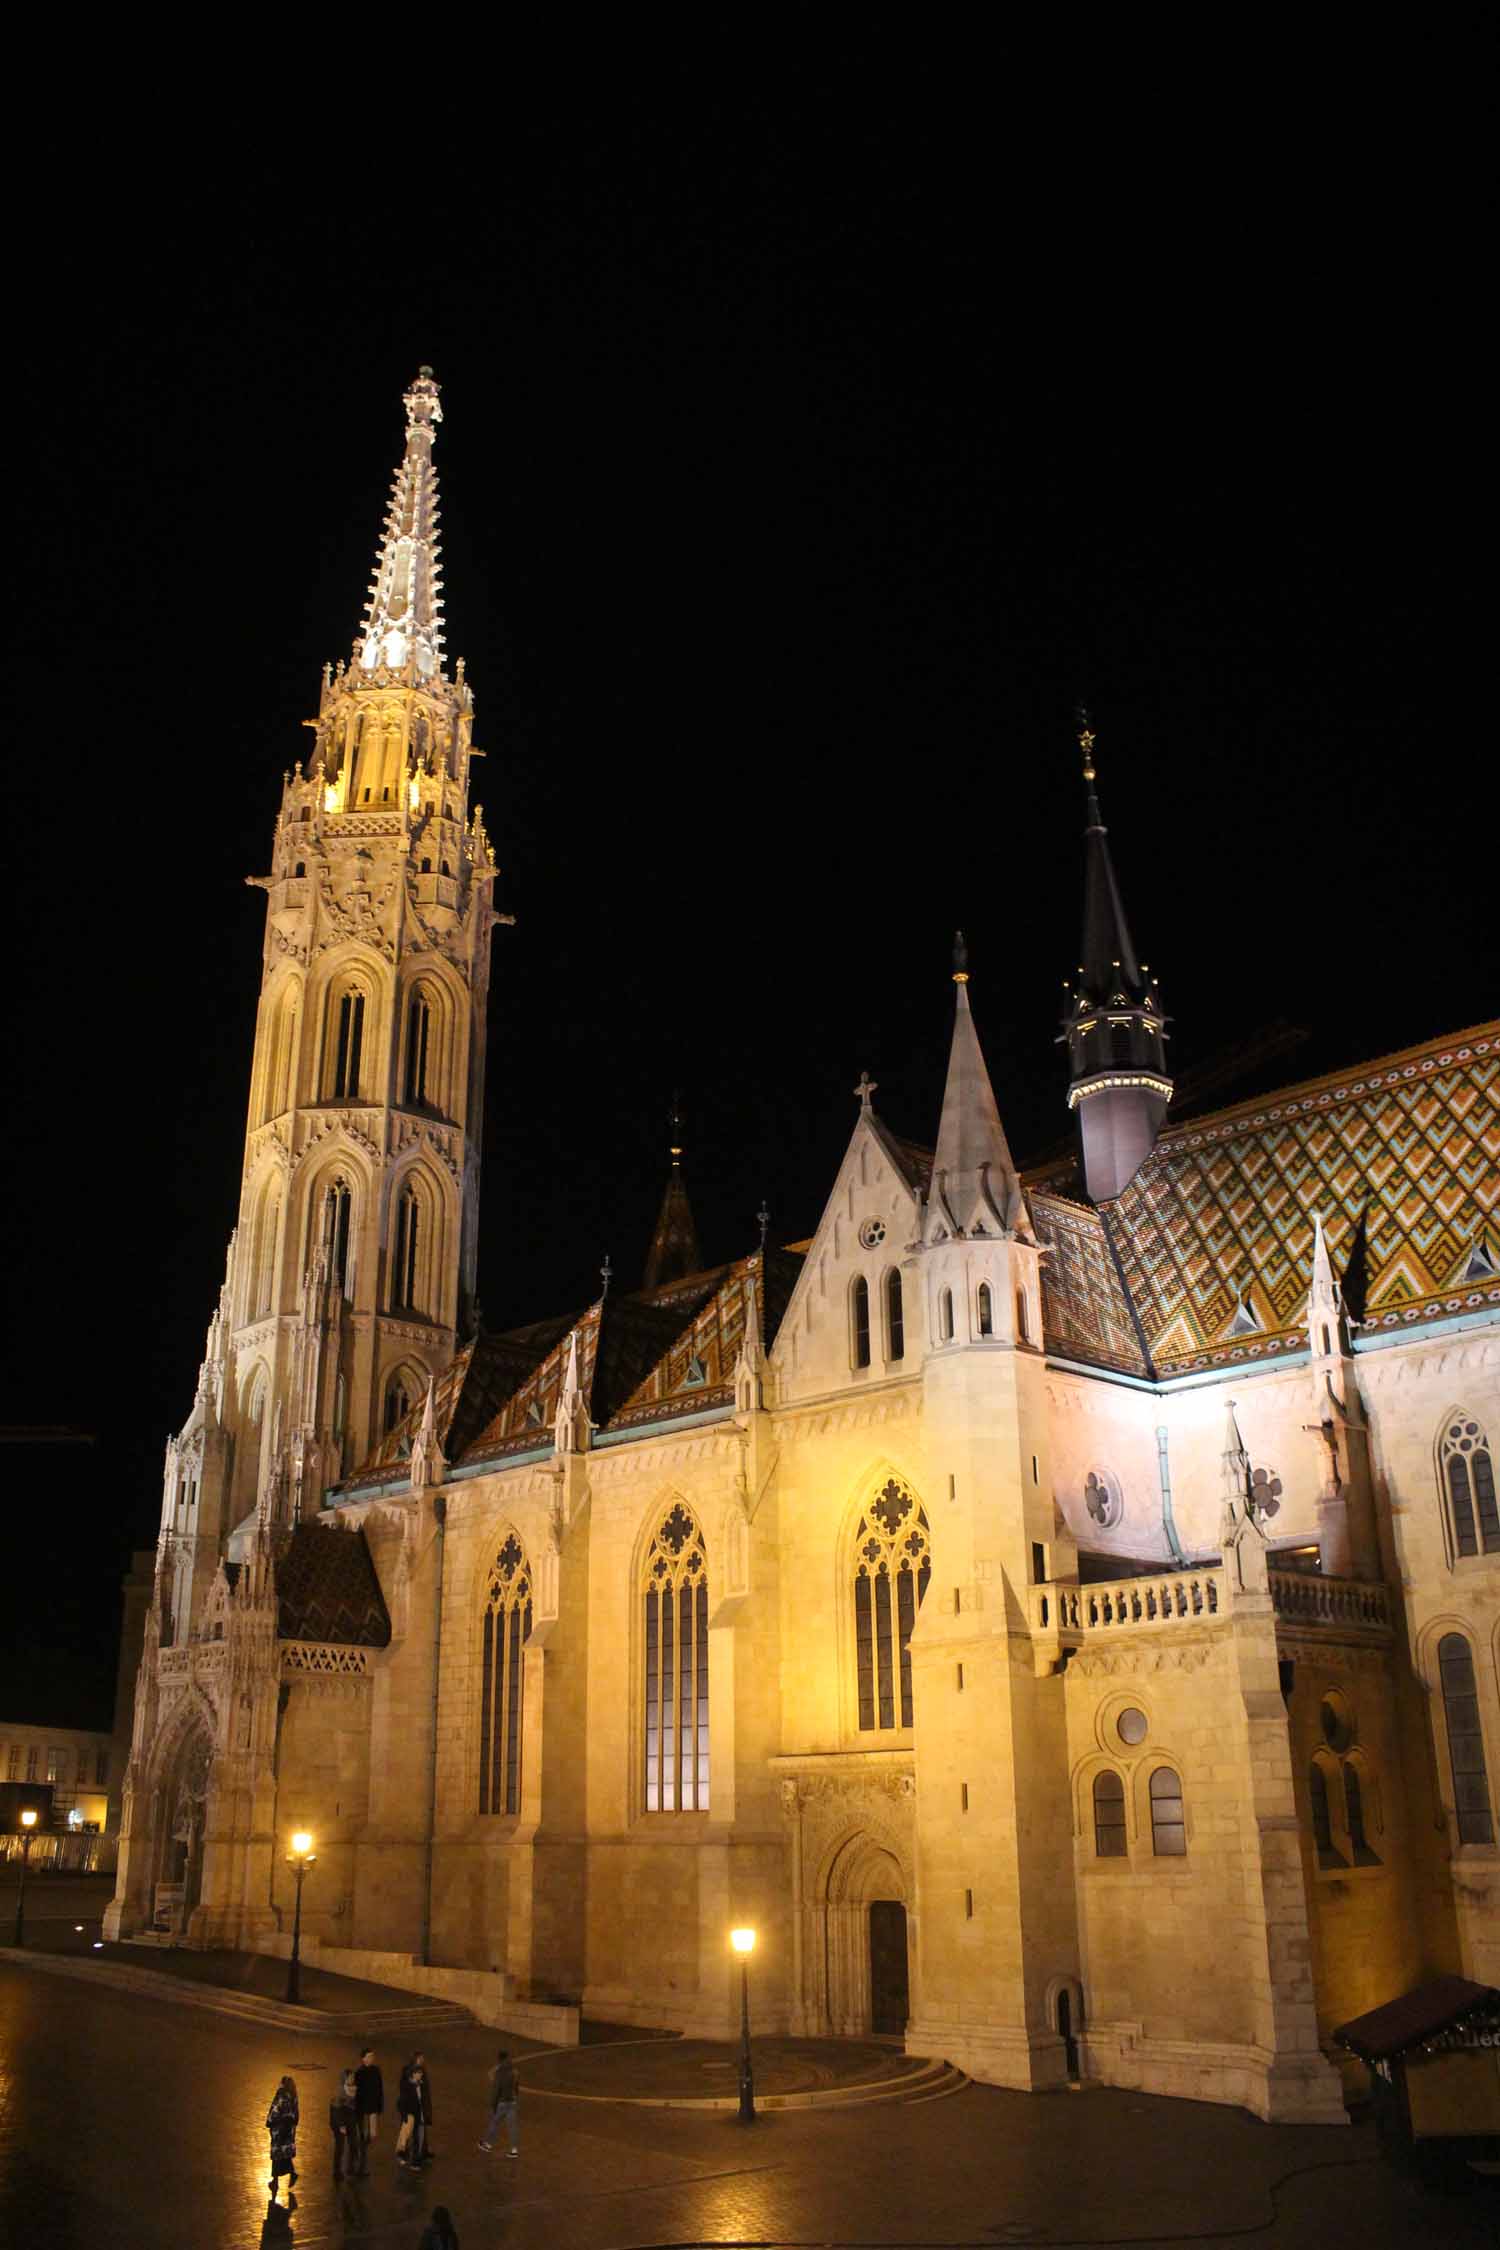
top-left (643, 1505), bottom-right (709, 1811)
top-left (1093, 1769), bottom-right (1127, 1856)
top-left (479, 1534), bottom-right (533, 1816)
top-left (1441, 1415), bottom-right (1499, 1558)
top-left (1439, 1633), bottom-right (1494, 1846)
top-left (852, 1479), bottom-right (931, 1731)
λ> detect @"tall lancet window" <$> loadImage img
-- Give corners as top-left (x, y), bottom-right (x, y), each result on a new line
top-left (885, 1270), bottom-right (905, 1361)
top-left (478, 1534), bottom-right (532, 1816)
top-left (405, 994), bottom-right (431, 1106)
top-left (851, 1277), bottom-right (871, 1368)
top-left (1441, 1412), bottom-right (1499, 1558)
top-left (643, 1504), bottom-right (709, 1812)
top-left (853, 1477), bottom-right (931, 1731)
top-left (324, 1177), bottom-right (353, 1294)
top-left (332, 991), bottom-right (365, 1100)
top-left (392, 1186), bottom-right (420, 1312)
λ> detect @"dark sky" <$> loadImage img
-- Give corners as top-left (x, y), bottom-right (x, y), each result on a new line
top-left (4, 113), bottom-right (1489, 1726)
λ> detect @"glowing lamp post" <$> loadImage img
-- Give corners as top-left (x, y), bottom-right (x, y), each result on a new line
top-left (730, 1925), bottom-right (757, 2122)
top-left (285, 1831), bottom-right (316, 2007)
top-left (12, 1808), bottom-right (39, 1946)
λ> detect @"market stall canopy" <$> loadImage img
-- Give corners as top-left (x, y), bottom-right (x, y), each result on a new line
top-left (1334, 1977), bottom-right (1500, 2064)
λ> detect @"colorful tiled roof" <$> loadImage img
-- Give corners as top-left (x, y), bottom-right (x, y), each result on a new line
top-left (1032, 1191), bottom-right (1150, 1376)
top-left (1106, 1025), bottom-right (1500, 1373)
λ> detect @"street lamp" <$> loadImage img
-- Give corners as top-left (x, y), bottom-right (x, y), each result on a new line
top-left (285, 1830), bottom-right (316, 2006)
top-left (12, 1809), bottom-right (38, 1946)
top-left (730, 1925), bottom-right (757, 2122)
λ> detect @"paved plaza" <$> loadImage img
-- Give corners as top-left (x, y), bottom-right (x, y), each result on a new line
top-left (0, 1880), bottom-right (1494, 2249)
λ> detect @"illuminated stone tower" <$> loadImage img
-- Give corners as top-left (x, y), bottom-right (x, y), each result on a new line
top-left (1060, 715), bottom-right (1172, 1201)
top-left (155, 369), bottom-right (502, 1642)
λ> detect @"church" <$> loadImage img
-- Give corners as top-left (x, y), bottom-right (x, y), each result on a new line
top-left (105, 370), bottom-right (1500, 2124)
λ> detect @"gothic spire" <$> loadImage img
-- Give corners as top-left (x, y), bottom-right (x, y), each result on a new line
top-left (1061, 713), bottom-right (1174, 1201)
top-left (643, 1095), bottom-right (703, 1291)
top-left (929, 936), bottom-right (1023, 1237)
top-left (1306, 1213), bottom-right (1352, 1359)
top-left (357, 368), bottom-right (446, 681)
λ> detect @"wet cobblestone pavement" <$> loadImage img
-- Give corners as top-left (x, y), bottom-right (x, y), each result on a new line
top-left (2, 1952), bottom-right (1495, 2249)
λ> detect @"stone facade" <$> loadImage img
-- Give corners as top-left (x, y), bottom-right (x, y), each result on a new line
top-left (107, 373), bottom-right (1500, 2127)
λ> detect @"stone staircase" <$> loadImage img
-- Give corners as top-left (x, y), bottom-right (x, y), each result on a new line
top-left (1, 1948), bottom-right (473, 2037)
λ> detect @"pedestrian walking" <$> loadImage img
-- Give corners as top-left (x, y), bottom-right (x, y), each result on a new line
top-left (265, 2074), bottom-right (299, 2195)
top-left (396, 2055), bottom-right (430, 2168)
top-left (477, 2047), bottom-right (520, 2156)
top-left (418, 2208), bottom-right (459, 2250)
top-left (330, 2069), bottom-right (359, 2182)
top-left (353, 2045), bottom-right (383, 2173)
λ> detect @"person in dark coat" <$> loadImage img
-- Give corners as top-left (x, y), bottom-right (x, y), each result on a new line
top-left (418, 2209), bottom-right (459, 2250)
top-left (330, 2070), bottom-right (359, 2182)
top-left (397, 2056), bottom-right (430, 2168)
top-left (478, 2047), bottom-right (520, 2155)
top-left (265, 2075), bottom-right (299, 2195)
top-left (353, 2046), bottom-right (383, 2175)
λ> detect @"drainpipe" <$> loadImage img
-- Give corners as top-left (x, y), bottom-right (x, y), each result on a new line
top-left (419, 1495), bottom-right (446, 1967)
top-left (1156, 1426), bottom-right (1186, 1567)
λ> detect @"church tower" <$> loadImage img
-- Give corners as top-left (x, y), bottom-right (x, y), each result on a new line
top-left (1060, 714), bottom-right (1172, 1201)
top-left (155, 369), bottom-right (502, 1643)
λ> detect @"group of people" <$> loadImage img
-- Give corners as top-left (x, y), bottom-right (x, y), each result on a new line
top-left (263, 2041), bottom-right (520, 2230)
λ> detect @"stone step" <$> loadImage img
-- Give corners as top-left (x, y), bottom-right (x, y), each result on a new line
top-left (0, 1949), bottom-right (473, 2037)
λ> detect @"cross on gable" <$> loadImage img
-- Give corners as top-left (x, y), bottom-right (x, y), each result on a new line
top-left (855, 1071), bottom-right (877, 1110)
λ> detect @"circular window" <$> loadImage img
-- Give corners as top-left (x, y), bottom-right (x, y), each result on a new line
top-left (1319, 1694), bottom-right (1354, 1753)
top-left (859, 1217), bottom-right (886, 1249)
top-left (1117, 1707), bottom-right (1148, 1746)
top-left (1084, 1469), bottom-right (1123, 1529)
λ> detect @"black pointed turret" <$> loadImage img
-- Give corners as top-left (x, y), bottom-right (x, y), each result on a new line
top-left (643, 1094), bottom-right (704, 1291)
top-left (1061, 715), bottom-right (1173, 1201)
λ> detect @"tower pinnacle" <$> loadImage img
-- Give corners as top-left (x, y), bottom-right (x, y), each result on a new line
top-left (1060, 712), bottom-right (1173, 1201)
top-left (358, 367), bottom-right (446, 681)
top-left (929, 947), bottom-right (1024, 1237)
top-left (643, 1095), bottom-right (703, 1290)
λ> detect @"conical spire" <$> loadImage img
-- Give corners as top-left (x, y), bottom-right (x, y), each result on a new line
top-left (1306, 1214), bottom-right (1351, 1358)
top-left (643, 1095), bottom-right (703, 1290)
top-left (929, 935), bottom-right (1022, 1237)
top-left (1061, 714), bottom-right (1173, 1201)
top-left (358, 368), bottom-right (445, 681)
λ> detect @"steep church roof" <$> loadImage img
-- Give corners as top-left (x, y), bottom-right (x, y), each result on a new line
top-left (1028, 1021), bottom-right (1499, 1376)
top-left (277, 1520), bottom-right (391, 1647)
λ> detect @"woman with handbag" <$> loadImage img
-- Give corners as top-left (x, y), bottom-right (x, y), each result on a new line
top-left (265, 2075), bottom-right (299, 2196)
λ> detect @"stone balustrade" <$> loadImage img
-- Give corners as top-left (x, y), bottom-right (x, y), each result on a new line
top-left (1029, 1568), bottom-right (1224, 1639)
top-left (1267, 1570), bottom-right (1392, 1632)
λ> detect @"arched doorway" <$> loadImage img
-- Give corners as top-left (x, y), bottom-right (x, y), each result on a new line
top-left (151, 1715), bottom-right (213, 1935)
top-left (822, 1830), bottom-right (910, 2036)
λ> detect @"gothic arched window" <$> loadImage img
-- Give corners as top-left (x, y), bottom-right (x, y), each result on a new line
top-left (384, 1368), bottom-right (418, 1433)
top-left (938, 1287), bottom-right (954, 1343)
top-left (1309, 1761), bottom-right (1345, 1869)
top-left (331, 989), bottom-right (365, 1100)
top-left (404, 993), bottom-right (432, 1107)
top-left (851, 1277), bottom-right (871, 1369)
top-left (1149, 1765), bottom-right (1186, 1856)
top-left (1439, 1633), bottom-right (1494, 1845)
top-left (977, 1282), bottom-right (993, 1337)
top-left (853, 1478), bottom-right (931, 1731)
top-left (643, 1504), bottom-right (709, 1812)
top-left (392, 1185), bottom-right (419, 1312)
top-left (1440, 1413), bottom-right (1499, 1559)
top-left (1343, 1761), bottom-right (1380, 1865)
top-left (478, 1534), bottom-right (533, 1816)
top-left (323, 1176), bottom-right (353, 1294)
top-left (1015, 1287), bottom-right (1030, 1345)
top-left (885, 1269), bottom-right (904, 1362)
top-left (1093, 1769), bottom-right (1127, 1856)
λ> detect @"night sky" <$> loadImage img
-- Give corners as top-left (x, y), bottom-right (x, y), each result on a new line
top-left (5, 115), bottom-right (1489, 1728)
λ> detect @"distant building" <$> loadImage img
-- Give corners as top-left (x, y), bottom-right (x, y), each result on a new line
top-left (1, 1723), bottom-right (115, 1865)
top-left (106, 372), bottom-right (1499, 2124)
